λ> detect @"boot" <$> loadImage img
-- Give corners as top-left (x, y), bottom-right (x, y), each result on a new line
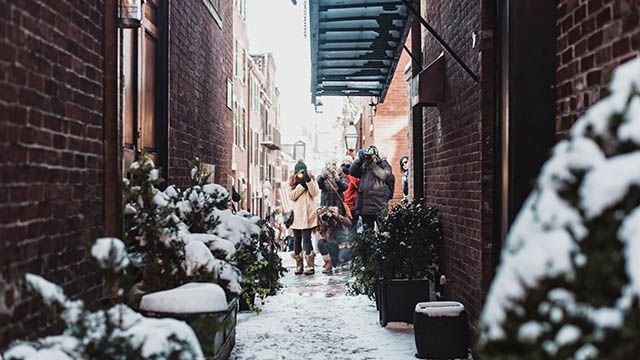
top-left (304, 253), bottom-right (315, 275)
top-left (322, 255), bottom-right (333, 274)
top-left (294, 254), bottom-right (304, 275)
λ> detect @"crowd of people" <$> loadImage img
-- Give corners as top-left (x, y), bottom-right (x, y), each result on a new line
top-left (284, 146), bottom-right (397, 275)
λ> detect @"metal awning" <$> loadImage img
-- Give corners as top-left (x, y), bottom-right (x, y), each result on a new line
top-left (310, 0), bottom-right (418, 104)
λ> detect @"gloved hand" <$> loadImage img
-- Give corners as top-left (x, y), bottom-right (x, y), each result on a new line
top-left (303, 173), bottom-right (312, 183)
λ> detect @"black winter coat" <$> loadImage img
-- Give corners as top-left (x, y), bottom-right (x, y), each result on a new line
top-left (349, 158), bottom-right (393, 216)
top-left (317, 173), bottom-right (348, 209)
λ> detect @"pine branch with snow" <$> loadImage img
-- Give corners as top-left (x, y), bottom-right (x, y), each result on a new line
top-left (478, 58), bottom-right (640, 359)
top-left (3, 274), bottom-right (204, 360)
top-left (122, 155), bottom-right (187, 293)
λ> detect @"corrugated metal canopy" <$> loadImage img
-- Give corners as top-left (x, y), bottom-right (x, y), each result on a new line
top-left (310, 0), bottom-right (417, 104)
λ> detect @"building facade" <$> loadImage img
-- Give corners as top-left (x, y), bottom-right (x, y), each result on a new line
top-left (409, 0), bottom-right (640, 323)
top-left (0, 0), bottom-right (233, 348)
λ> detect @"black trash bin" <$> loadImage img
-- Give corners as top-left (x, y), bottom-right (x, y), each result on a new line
top-left (414, 301), bottom-right (469, 359)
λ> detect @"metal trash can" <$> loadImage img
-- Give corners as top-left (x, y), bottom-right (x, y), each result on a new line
top-left (414, 301), bottom-right (469, 359)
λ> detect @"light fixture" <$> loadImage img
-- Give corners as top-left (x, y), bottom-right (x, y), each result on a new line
top-left (120, 0), bottom-right (142, 28)
top-left (344, 122), bottom-right (358, 151)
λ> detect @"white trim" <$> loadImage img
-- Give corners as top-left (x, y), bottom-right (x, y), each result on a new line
top-left (201, 0), bottom-right (223, 29)
top-left (415, 301), bottom-right (465, 317)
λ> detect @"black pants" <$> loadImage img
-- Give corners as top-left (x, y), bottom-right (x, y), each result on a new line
top-left (293, 229), bottom-right (313, 255)
top-left (317, 238), bottom-right (340, 265)
top-left (360, 214), bottom-right (377, 231)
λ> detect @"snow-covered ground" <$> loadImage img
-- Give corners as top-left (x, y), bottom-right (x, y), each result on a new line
top-left (233, 253), bottom-right (417, 359)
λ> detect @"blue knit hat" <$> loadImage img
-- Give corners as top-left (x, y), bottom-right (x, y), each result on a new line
top-left (294, 160), bottom-right (307, 173)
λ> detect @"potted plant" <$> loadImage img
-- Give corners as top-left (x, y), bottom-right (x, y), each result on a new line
top-left (350, 200), bottom-right (442, 326)
top-left (122, 155), bottom-right (240, 359)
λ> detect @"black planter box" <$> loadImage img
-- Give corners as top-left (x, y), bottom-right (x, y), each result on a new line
top-left (414, 302), bottom-right (469, 359)
top-left (378, 279), bottom-right (431, 327)
top-left (142, 298), bottom-right (238, 359)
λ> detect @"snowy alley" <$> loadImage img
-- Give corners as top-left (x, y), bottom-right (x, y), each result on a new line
top-left (233, 254), bottom-right (417, 360)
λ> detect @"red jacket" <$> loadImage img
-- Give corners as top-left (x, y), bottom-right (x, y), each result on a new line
top-left (343, 174), bottom-right (360, 211)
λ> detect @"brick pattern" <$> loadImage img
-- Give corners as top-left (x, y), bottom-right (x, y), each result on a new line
top-left (0, 0), bottom-right (105, 348)
top-left (370, 50), bottom-right (410, 205)
top-left (556, 0), bottom-right (640, 134)
top-left (168, 0), bottom-right (233, 188)
top-left (420, 0), bottom-right (495, 321)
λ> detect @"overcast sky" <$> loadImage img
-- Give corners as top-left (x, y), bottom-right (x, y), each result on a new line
top-left (246, 0), bottom-right (343, 143)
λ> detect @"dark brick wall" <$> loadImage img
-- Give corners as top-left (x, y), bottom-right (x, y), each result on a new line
top-left (0, 0), bottom-right (104, 348)
top-left (556, 0), bottom-right (640, 134)
top-left (420, 0), bottom-right (495, 321)
top-left (168, 1), bottom-right (233, 188)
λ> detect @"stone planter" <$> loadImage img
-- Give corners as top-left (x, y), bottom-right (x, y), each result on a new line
top-left (377, 279), bottom-right (432, 327)
top-left (142, 298), bottom-right (238, 360)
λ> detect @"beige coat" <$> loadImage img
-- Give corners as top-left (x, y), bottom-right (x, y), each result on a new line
top-left (289, 175), bottom-right (319, 230)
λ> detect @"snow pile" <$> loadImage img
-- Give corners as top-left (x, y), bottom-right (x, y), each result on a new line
top-left (140, 283), bottom-right (228, 313)
top-left (180, 233), bottom-right (237, 260)
top-left (209, 208), bottom-right (260, 246)
top-left (4, 274), bottom-right (204, 360)
top-left (91, 237), bottom-right (129, 272)
top-left (183, 240), bottom-right (217, 277)
top-left (480, 58), bottom-right (640, 358)
top-left (213, 259), bottom-right (243, 295)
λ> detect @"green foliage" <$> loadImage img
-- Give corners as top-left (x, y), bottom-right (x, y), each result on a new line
top-left (232, 219), bottom-right (286, 313)
top-left (177, 155), bottom-right (229, 233)
top-left (349, 201), bottom-right (442, 298)
top-left (122, 155), bottom-right (187, 293)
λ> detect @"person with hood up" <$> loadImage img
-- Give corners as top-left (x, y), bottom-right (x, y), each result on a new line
top-left (288, 160), bottom-right (319, 275)
top-left (350, 146), bottom-right (394, 230)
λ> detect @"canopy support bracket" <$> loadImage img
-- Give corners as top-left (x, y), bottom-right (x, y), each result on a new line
top-left (400, 0), bottom-right (479, 83)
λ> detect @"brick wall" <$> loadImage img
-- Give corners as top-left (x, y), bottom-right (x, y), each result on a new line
top-left (373, 50), bottom-right (410, 204)
top-left (0, 0), bottom-right (105, 348)
top-left (421, 0), bottom-right (495, 321)
top-left (556, 0), bottom-right (640, 134)
top-left (168, 1), bottom-right (233, 188)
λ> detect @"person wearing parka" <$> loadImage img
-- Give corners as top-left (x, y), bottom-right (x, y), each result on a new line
top-left (350, 146), bottom-right (393, 230)
top-left (289, 160), bottom-right (319, 275)
top-left (317, 160), bottom-right (348, 214)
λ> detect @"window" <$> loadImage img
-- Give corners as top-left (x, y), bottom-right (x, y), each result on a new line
top-left (226, 79), bottom-right (233, 110)
top-left (233, 38), bottom-right (238, 77)
top-left (233, 100), bottom-right (238, 146)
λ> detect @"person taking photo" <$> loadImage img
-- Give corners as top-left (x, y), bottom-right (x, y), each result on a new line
top-left (349, 146), bottom-right (393, 230)
top-left (288, 160), bottom-right (319, 275)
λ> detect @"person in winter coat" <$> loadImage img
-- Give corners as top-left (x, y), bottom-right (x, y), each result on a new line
top-left (317, 160), bottom-right (348, 214)
top-left (289, 160), bottom-right (319, 275)
top-left (315, 207), bottom-right (352, 273)
top-left (400, 155), bottom-right (410, 201)
top-left (341, 156), bottom-right (360, 214)
top-left (350, 146), bottom-right (393, 230)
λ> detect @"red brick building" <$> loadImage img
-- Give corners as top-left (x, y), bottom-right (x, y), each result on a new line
top-left (310, 0), bottom-right (639, 325)
top-left (0, 0), bottom-right (233, 348)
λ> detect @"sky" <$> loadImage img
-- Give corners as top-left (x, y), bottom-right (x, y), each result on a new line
top-left (246, 0), bottom-right (343, 150)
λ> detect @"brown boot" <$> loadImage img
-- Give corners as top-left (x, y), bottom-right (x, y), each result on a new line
top-left (321, 255), bottom-right (332, 274)
top-left (304, 254), bottom-right (315, 275)
top-left (294, 254), bottom-right (303, 275)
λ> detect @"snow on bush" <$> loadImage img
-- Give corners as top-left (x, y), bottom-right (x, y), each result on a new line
top-left (3, 274), bottom-right (204, 360)
top-left (479, 58), bottom-right (640, 358)
top-left (209, 208), bottom-right (260, 246)
top-left (91, 237), bottom-right (129, 272)
top-left (183, 240), bottom-right (217, 277)
top-left (140, 283), bottom-right (228, 314)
